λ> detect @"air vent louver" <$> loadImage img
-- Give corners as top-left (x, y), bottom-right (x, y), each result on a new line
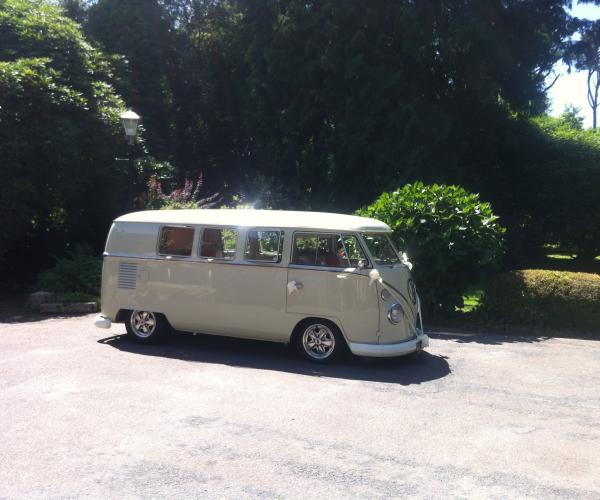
top-left (118, 262), bottom-right (137, 290)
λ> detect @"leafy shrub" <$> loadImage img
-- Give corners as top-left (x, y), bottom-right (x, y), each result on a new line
top-left (480, 270), bottom-right (600, 332)
top-left (36, 244), bottom-right (102, 299)
top-left (54, 292), bottom-right (99, 304)
top-left (528, 114), bottom-right (600, 264)
top-left (357, 182), bottom-right (505, 313)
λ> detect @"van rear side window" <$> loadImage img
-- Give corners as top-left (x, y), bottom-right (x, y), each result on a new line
top-left (200, 228), bottom-right (237, 260)
top-left (158, 226), bottom-right (194, 256)
top-left (244, 230), bottom-right (283, 262)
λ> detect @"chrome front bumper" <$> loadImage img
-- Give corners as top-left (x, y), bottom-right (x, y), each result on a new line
top-left (349, 332), bottom-right (429, 358)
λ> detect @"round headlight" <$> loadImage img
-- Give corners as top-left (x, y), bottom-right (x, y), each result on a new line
top-left (387, 303), bottom-right (404, 324)
top-left (381, 288), bottom-right (392, 302)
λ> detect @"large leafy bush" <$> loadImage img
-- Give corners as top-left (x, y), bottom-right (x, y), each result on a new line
top-left (0, 0), bottom-right (125, 276)
top-left (36, 244), bottom-right (102, 302)
top-left (357, 182), bottom-right (505, 313)
top-left (480, 270), bottom-right (600, 332)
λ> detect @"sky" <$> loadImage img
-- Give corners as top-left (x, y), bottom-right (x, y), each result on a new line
top-left (548, 1), bottom-right (600, 127)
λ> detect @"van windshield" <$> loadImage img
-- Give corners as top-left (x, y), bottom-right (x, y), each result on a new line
top-left (361, 233), bottom-right (401, 265)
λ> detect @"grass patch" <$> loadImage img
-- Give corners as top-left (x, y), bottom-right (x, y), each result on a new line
top-left (458, 288), bottom-right (483, 313)
top-left (546, 253), bottom-right (575, 260)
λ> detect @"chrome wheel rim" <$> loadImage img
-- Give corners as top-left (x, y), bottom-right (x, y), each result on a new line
top-left (302, 324), bottom-right (335, 360)
top-left (130, 311), bottom-right (157, 338)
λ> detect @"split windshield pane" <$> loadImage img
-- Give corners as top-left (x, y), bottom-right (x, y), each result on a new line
top-left (361, 233), bottom-right (400, 265)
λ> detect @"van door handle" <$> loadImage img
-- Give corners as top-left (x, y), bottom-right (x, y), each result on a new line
top-left (287, 280), bottom-right (304, 294)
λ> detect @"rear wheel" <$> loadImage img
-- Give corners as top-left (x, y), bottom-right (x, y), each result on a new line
top-left (125, 310), bottom-right (170, 343)
top-left (294, 319), bottom-right (345, 363)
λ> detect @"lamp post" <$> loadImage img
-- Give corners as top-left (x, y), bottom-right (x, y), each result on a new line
top-left (120, 110), bottom-right (140, 211)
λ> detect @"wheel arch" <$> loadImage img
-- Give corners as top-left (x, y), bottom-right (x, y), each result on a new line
top-left (115, 309), bottom-right (130, 323)
top-left (290, 316), bottom-right (349, 347)
top-left (115, 308), bottom-right (174, 329)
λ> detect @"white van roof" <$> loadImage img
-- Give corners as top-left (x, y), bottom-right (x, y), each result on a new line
top-left (115, 209), bottom-right (391, 232)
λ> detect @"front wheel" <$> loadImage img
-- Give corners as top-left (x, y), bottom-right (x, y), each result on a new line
top-left (294, 319), bottom-right (346, 363)
top-left (125, 310), bottom-right (170, 343)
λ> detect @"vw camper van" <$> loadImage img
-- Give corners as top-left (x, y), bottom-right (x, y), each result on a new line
top-left (94, 209), bottom-right (428, 362)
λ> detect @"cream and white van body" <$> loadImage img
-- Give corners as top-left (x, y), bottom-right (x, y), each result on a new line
top-left (94, 209), bottom-right (428, 358)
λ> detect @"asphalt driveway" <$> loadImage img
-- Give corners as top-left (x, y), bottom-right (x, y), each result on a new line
top-left (1, 315), bottom-right (599, 498)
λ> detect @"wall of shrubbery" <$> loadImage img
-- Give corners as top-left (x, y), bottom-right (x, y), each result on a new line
top-left (480, 270), bottom-right (600, 332)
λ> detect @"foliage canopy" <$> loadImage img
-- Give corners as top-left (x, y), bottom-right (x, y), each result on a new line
top-left (0, 0), bottom-right (125, 276)
top-left (2, 0), bottom-right (600, 289)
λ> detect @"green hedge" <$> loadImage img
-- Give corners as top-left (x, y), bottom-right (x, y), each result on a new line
top-left (480, 270), bottom-right (600, 331)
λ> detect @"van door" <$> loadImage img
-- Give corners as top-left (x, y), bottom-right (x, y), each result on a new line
top-left (285, 233), bottom-right (379, 345)
top-left (182, 227), bottom-right (290, 341)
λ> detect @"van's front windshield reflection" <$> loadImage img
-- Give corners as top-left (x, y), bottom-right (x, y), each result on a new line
top-left (361, 233), bottom-right (401, 265)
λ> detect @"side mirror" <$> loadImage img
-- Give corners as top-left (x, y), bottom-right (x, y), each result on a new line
top-left (357, 259), bottom-right (367, 270)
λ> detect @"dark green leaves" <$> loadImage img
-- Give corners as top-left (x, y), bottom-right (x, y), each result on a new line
top-left (0, 0), bottom-right (125, 270)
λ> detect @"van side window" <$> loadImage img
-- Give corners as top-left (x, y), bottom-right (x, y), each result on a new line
top-left (341, 234), bottom-right (368, 267)
top-left (158, 226), bottom-right (194, 256)
top-left (200, 228), bottom-right (237, 260)
top-left (292, 233), bottom-right (351, 268)
top-left (244, 230), bottom-right (283, 262)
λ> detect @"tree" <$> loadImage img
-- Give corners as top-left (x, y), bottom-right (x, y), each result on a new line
top-left (558, 104), bottom-right (584, 130)
top-left (86, 0), bottom-right (178, 166)
top-left (0, 0), bottom-right (125, 278)
top-left (565, 18), bottom-right (600, 128)
top-left (216, 0), bottom-right (572, 210)
top-left (85, 0), bottom-right (574, 211)
top-left (531, 114), bottom-right (600, 264)
top-left (58, 0), bottom-right (89, 24)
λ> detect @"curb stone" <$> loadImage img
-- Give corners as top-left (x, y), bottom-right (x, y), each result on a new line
top-left (40, 302), bottom-right (98, 314)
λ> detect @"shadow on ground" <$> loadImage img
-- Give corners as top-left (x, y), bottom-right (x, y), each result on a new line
top-left (98, 332), bottom-right (451, 385)
top-left (428, 330), bottom-right (550, 345)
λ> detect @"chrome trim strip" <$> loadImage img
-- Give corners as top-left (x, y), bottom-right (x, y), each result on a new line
top-left (288, 264), bottom-right (366, 274)
top-left (103, 252), bottom-right (373, 274)
top-left (103, 252), bottom-right (287, 269)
